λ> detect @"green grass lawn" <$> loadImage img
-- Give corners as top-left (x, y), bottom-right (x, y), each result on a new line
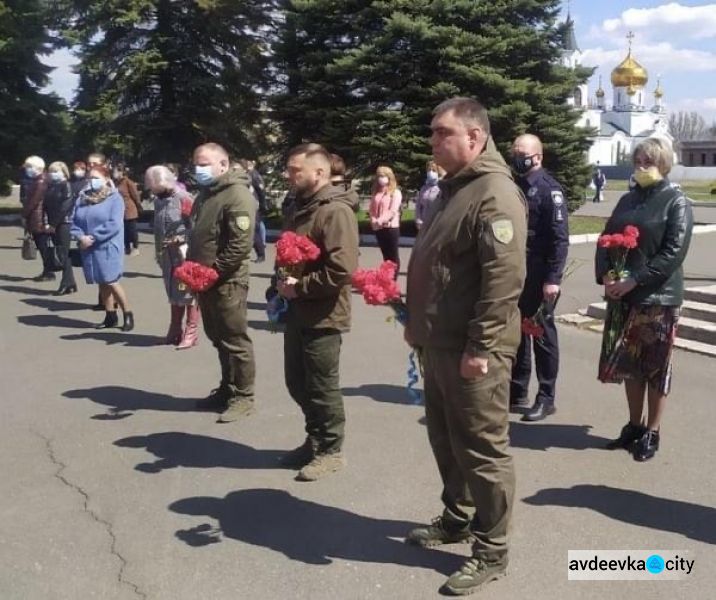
top-left (569, 215), bottom-right (606, 235)
top-left (608, 179), bottom-right (716, 200)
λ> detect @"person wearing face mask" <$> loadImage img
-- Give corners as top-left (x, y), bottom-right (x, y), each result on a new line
top-left (43, 162), bottom-right (77, 295)
top-left (113, 164), bottom-right (142, 256)
top-left (187, 142), bottom-right (257, 423)
top-left (414, 161), bottom-right (445, 230)
top-left (20, 155), bottom-right (53, 281)
top-left (369, 165), bottom-right (402, 278)
top-left (145, 165), bottom-right (198, 349)
top-left (508, 134), bottom-right (569, 422)
top-left (595, 137), bottom-right (693, 462)
top-left (70, 161), bottom-right (88, 200)
top-left (71, 165), bottom-right (134, 331)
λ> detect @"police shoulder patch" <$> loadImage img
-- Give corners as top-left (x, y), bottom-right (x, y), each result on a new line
top-left (491, 219), bottom-right (514, 244)
top-left (551, 191), bottom-right (564, 206)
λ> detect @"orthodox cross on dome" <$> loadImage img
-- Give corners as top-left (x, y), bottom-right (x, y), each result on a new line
top-left (626, 30), bottom-right (635, 53)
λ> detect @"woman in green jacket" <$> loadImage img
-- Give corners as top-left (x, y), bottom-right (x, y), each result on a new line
top-left (595, 137), bottom-right (693, 462)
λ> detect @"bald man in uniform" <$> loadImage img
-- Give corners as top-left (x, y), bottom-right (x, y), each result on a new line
top-left (509, 134), bottom-right (569, 422)
top-left (188, 142), bottom-right (257, 423)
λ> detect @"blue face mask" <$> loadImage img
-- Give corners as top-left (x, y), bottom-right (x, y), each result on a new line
top-left (50, 172), bottom-right (64, 182)
top-left (90, 177), bottom-right (104, 191)
top-left (194, 165), bottom-right (215, 186)
top-left (426, 170), bottom-right (439, 185)
top-left (25, 167), bottom-right (38, 178)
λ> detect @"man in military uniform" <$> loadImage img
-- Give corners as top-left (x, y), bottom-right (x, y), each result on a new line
top-left (188, 142), bottom-right (257, 423)
top-left (275, 143), bottom-right (359, 481)
top-left (405, 98), bottom-right (527, 596)
top-left (509, 134), bottom-right (569, 422)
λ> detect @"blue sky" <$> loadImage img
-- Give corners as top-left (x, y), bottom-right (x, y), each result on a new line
top-left (43, 1), bottom-right (716, 122)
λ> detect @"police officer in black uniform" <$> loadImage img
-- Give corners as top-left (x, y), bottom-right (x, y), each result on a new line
top-left (509, 134), bottom-right (569, 422)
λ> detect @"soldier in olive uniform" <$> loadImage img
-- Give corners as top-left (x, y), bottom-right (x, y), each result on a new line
top-left (188, 143), bottom-right (257, 423)
top-left (405, 98), bottom-right (527, 596)
top-left (274, 143), bottom-right (359, 482)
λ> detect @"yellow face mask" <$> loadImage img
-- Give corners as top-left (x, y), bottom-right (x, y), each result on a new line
top-left (633, 166), bottom-right (663, 189)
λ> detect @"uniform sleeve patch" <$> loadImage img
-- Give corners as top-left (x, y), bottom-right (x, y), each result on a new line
top-left (490, 219), bottom-right (514, 244)
top-left (551, 191), bottom-right (564, 206)
top-left (236, 215), bottom-right (251, 231)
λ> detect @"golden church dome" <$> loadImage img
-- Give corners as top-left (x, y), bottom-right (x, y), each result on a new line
top-left (654, 79), bottom-right (664, 99)
top-left (611, 51), bottom-right (648, 88)
top-left (595, 76), bottom-right (605, 97)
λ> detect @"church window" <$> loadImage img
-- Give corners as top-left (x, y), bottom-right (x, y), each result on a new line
top-left (712, 154), bottom-right (716, 166)
top-left (574, 88), bottom-right (583, 105)
top-left (702, 153), bottom-right (707, 166)
top-left (689, 153), bottom-right (694, 165)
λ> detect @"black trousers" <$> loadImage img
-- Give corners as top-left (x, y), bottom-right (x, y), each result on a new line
top-left (510, 268), bottom-right (559, 405)
top-left (124, 219), bottom-right (138, 252)
top-left (32, 232), bottom-right (53, 276)
top-left (52, 223), bottom-right (77, 289)
top-left (375, 227), bottom-right (400, 277)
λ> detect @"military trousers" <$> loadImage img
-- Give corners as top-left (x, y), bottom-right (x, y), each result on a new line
top-left (198, 280), bottom-right (255, 402)
top-left (423, 347), bottom-right (515, 561)
top-left (284, 322), bottom-right (344, 454)
top-left (511, 267), bottom-right (559, 405)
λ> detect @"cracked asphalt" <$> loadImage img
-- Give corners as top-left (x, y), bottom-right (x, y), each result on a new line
top-left (1, 224), bottom-right (715, 600)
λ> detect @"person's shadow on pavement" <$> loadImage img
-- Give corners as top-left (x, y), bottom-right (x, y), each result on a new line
top-left (523, 484), bottom-right (716, 545)
top-left (343, 384), bottom-right (417, 406)
top-left (60, 331), bottom-right (165, 347)
top-left (114, 432), bottom-right (285, 473)
top-left (169, 488), bottom-right (464, 573)
top-left (63, 385), bottom-right (202, 419)
top-left (509, 422), bottom-right (611, 451)
top-left (17, 313), bottom-right (89, 328)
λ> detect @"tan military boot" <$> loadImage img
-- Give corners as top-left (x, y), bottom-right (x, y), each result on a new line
top-left (441, 556), bottom-right (507, 596)
top-left (296, 453), bottom-right (345, 481)
top-left (217, 398), bottom-right (255, 423)
top-left (406, 516), bottom-right (475, 547)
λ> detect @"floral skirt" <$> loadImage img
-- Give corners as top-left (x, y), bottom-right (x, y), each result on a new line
top-left (598, 304), bottom-right (679, 395)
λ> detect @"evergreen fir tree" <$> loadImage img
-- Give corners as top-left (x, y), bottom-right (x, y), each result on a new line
top-left (57, 0), bottom-right (273, 168)
top-left (275, 0), bottom-right (593, 209)
top-left (0, 0), bottom-right (70, 192)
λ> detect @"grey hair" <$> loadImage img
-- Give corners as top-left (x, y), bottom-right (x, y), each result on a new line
top-left (144, 165), bottom-right (177, 189)
top-left (633, 137), bottom-right (673, 175)
top-left (48, 161), bottom-right (70, 179)
top-left (24, 155), bottom-right (45, 171)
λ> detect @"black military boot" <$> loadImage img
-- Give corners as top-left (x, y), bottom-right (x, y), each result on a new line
top-left (633, 429), bottom-right (660, 462)
top-left (606, 422), bottom-right (645, 450)
top-left (95, 310), bottom-right (119, 329)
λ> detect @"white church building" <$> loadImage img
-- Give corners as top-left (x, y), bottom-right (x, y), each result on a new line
top-left (562, 17), bottom-right (673, 166)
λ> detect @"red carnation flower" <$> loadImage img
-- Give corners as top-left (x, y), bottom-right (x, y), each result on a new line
top-left (623, 225), bottom-right (639, 240)
top-left (174, 260), bottom-right (219, 292)
top-left (610, 233), bottom-right (625, 247)
top-left (597, 235), bottom-right (613, 248)
top-left (276, 231), bottom-right (321, 267)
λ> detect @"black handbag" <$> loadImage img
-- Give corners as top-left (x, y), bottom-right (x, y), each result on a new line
top-left (68, 247), bottom-right (82, 268)
top-left (21, 233), bottom-right (37, 260)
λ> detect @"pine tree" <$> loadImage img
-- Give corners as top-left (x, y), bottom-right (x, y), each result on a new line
top-left (57, 0), bottom-right (274, 168)
top-left (0, 0), bottom-right (70, 192)
top-left (274, 0), bottom-right (593, 209)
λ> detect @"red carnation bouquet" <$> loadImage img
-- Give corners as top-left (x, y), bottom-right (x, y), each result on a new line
top-left (352, 261), bottom-right (407, 324)
top-left (276, 231), bottom-right (321, 273)
top-left (267, 231), bottom-right (321, 326)
top-left (598, 225), bottom-right (640, 363)
top-left (174, 260), bottom-right (219, 292)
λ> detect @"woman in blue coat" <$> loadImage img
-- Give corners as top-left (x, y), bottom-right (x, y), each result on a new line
top-left (71, 165), bottom-right (135, 331)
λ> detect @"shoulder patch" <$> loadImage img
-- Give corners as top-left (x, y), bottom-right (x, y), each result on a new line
top-left (491, 219), bottom-right (514, 244)
top-left (551, 191), bottom-right (564, 206)
top-left (528, 187), bottom-right (538, 197)
top-left (236, 215), bottom-right (251, 231)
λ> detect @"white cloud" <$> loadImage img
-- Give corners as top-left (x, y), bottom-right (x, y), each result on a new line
top-left (668, 97), bottom-right (716, 120)
top-left (581, 42), bottom-right (716, 73)
top-left (602, 2), bottom-right (716, 40)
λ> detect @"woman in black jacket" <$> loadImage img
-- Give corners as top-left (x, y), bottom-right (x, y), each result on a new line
top-left (595, 138), bottom-right (693, 461)
top-left (44, 161), bottom-right (78, 295)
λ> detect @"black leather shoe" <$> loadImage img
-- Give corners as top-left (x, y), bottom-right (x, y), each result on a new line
top-left (606, 422), bottom-right (645, 450)
top-left (95, 311), bottom-right (119, 329)
top-left (54, 285), bottom-right (77, 296)
top-left (121, 311), bottom-right (135, 332)
top-left (634, 430), bottom-right (660, 461)
top-left (521, 401), bottom-right (556, 422)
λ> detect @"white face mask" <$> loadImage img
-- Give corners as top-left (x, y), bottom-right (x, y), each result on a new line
top-left (377, 176), bottom-right (389, 187)
top-left (74, 170), bottom-right (86, 179)
top-left (49, 172), bottom-right (64, 182)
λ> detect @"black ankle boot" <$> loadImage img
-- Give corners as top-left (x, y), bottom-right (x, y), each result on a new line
top-left (95, 310), bottom-right (118, 329)
top-left (606, 422), bottom-right (645, 450)
top-left (634, 430), bottom-right (660, 462)
top-left (122, 311), bottom-right (135, 332)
